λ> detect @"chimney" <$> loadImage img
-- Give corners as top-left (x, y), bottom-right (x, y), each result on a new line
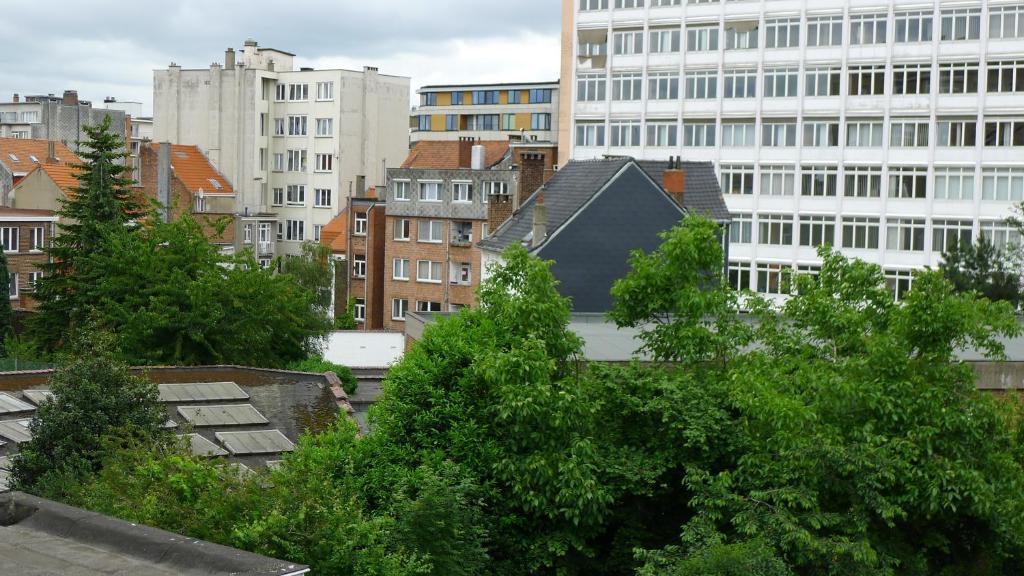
top-left (157, 142), bottom-right (172, 222)
top-left (225, 48), bottom-right (235, 70)
top-left (518, 151), bottom-right (550, 204)
top-left (62, 90), bottom-right (78, 106)
top-left (471, 143), bottom-right (485, 170)
top-left (487, 185), bottom-right (514, 234)
top-left (457, 137), bottom-right (474, 169)
top-left (12, 93), bottom-right (18, 103)
top-left (356, 175), bottom-right (366, 197)
top-left (531, 190), bottom-right (548, 249)
top-left (663, 156), bottom-right (686, 208)
top-left (46, 141), bottom-right (56, 164)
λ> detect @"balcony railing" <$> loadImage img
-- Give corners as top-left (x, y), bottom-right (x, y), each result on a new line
top-left (257, 241), bottom-right (274, 255)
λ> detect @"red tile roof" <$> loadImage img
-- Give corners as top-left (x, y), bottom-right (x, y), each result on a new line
top-left (401, 140), bottom-right (509, 170)
top-left (320, 209), bottom-right (348, 254)
top-left (26, 163), bottom-right (81, 194)
top-left (0, 138), bottom-right (79, 173)
top-left (150, 144), bottom-right (233, 195)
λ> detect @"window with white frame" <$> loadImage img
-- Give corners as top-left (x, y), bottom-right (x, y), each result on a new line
top-left (286, 220), bottom-right (305, 242)
top-left (612, 73), bottom-right (643, 100)
top-left (274, 118), bottom-right (285, 136)
top-left (982, 168), bottom-right (1024, 201)
top-left (484, 181), bottom-right (508, 198)
top-left (194, 195), bottom-right (207, 213)
top-left (686, 26), bottom-right (719, 52)
top-left (27, 271), bottom-right (41, 292)
top-left (8, 273), bottom-right (16, 299)
top-left (984, 119), bottom-right (1024, 147)
top-left (286, 185), bottom-right (305, 205)
top-left (579, 38), bottom-right (608, 57)
top-left (419, 181), bottom-right (442, 201)
top-left (724, 21), bottom-right (759, 50)
top-left (988, 60), bottom-right (1024, 93)
top-left (807, 15), bottom-right (843, 47)
top-left (849, 65), bottom-right (886, 96)
top-left (895, 10), bottom-right (933, 43)
top-left (313, 188), bottom-right (332, 208)
top-left (756, 263), bottom-right (791, 295)
top-left (450, 262), bottom-right (472, 285)
top-left (275, 83), bottom-right (286, 101)
top-left (885, 270), bottom-right (915, 301)
top-left (721, 165), bottom-right (754, 195)
top-left (758, 214), bottom-right (794, 245)
top-left (990, 5), bottom-right (1024, 39)
top-left (272, 187), bottom-right (284, 206)
top-left (841, 216), bottom-right (880, 249)
top-left (288, 83), bottom-right (309, 101)
top-left (728, 261), bottom-right (751, 291)
top-left (685, 70), bottom-right (717, 99)
top-left (888, 166), bottom-right (928, 199)
top-left (763, 67), bottom-right (799, 98)
top-left (615, 0), bottom-right (643, 8)
top-left (646, 122), bottom-right (678, 147)
top-left (394, 218), bottom-right (411, 241)
top-left (416, 301), bottom-right (443, 313)
top-left (892, 64), bottom-right (931, 95)
top-left (287, 149), bottom-right (307, 172)
top-left (576, 122), bottom-right (606, 147)
top-left (649, 29), bottom-right (681, 53)
top-left (416, 260), bottom-right (443, 283)
top-left (452, 221), bottom-right (473, 244)
top-left (683, 122), bottom-right (716, 146)
top-left (801, 165), bottom-right (839, 197)
top-left (844, 166), bottom-right (882, 198)
top-left (354, 298), bottom-right (365, 322)
top-left (29, 227), bottom-right (44, 251)
top-left (315, 118), bottom-right (333, 137)
top-left (651, 0), bottom-right (679, 5)
top-left (935, 166), bottom-right (975, 200)
top-left (453, 182), bottom-right (473, 202)
top-left (313, 224), bottom-right (323, 243)
top-left (940, 7), bottom-right (981, 41)
top-left (354, 213), bottom-right (367, 236)
top-left (577, 74), bottom-right (607, 101)
top-left (288, 115), bottom-right (307, 136)
top-left (981, 220), bottom-right (1022, 250)
top-left (760, 165), bottom-right (796, 196)
top-left (889, 120), bottom-right (929, 147)
top-left (805, 67), bottom-right (841, 96)
top-left (243, 224), bottom-right (252, 245)
top-left (799, 215), bottom-right (836, 247)
top-left (0, 227), bottom-right (18, 252)
top-left (393, 180), bottom-right (410, 201)
top-left (761, 121), bottom-right (797, 146)
top-left (886, 218), bottom-right (926, 251)
top-left (850, 13), bottom-right (887, 45)
top-left (648, 72), bottom-right (679, 100)
top-left (580, 0), bottom-right (609, 10)
top-left (316, 81), bottom-right (334, 101)
top-left (729, 213), bottom-right (753, 243)
top-left (391, 298), bottom-right (409, 321)
top-left (932, 219), bottom-right (973, 253)
top-left (723, 69), bottom-right (756, 98)
top-left (721, 122), bottom-right (756, 147)
top-left (802, 120), bottom-right (839, 147)
top-left (613, 30), bottom-right (644, 55)
top-left (936, 119), bottom-right (977, 147)
top-left (352, 255), bottom-right (367, 278)
top-left (417, 220), bottom-right (444, 243)
top-left (845, 121), bottom-right (883, 147)
top-left (314, 153), bottom-right (333, 172)
top-left (938, 62), bottom-right (979, 94)
top-left (393, 258), bottom-right (409, 280)
top-left (272, 153), bottom-right (284, 172)
top-left (765, 18), bottom-right (800, 48)
top-left (610, 121), bottom-right (642, 147)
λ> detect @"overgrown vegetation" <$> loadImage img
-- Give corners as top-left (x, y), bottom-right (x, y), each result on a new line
top-left (286, 356), bottom-right (358, 395)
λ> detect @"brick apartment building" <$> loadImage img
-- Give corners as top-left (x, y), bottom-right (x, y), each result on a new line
top-left (0, 208), bottom-right (57, 310)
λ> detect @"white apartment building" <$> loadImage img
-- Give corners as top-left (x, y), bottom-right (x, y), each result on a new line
top-left (153, 40), bottom-right (410, 256)
top-left (562, 0), bottom-right (1024, 298)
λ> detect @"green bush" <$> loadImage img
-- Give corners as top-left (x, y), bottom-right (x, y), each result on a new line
top-left (286, 357), bottom-right (358, 395)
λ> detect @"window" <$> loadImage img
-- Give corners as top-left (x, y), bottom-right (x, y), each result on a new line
top-left (721, 122), bottom-right (756, 147)
top-left (728, 261), bottom-right (751, 291)
top-left (315, 118), bottom-right (333, 137)
top-left (988, 60), bottom-right (1024, 93)
top-left (314, 154), bottom-right (333, 172)
top-left (984, 120), bottom-right (1024, 147)
top-left (990, 5), bottom-right (1024, 39)
top-left (507, 90), bottom-right (520, 104)
top-left (610, 121), bottom-right (642, 147)
top-left (259, 148), bottom-right (267, 171)
top-left (807, 15), bottom-right (843, 47)
top-left (892, 64), bottom-right (931, 95)
top-left (316, 81), bottom-right (334, 101)
top-left (850, 13), bottom-right (887, 45)
top-left (757, 263), bottom-right (791, 295)
top-left (277, 222), bottom-right (283, 241)
top-left (763, 67), bottom-right (799, 98)
top-left (417, 220), bottom-right (444, 243)
top-left (892, 119), bottom-right (933, 147)
top-left (288, 83), bottom-right (309, 101)
top-left (576, 122), bottom-right (606, 147)
top-left (394, 180), bottom-right (410, 201)
top-left (801, 165), bottom-right (839, 197)
top-left (765, 18), bottom-right (800, 48)
top-left (354, 299), bottom-right (365, 323)
top-left (8, 273), bottom-right (16, 299)
top-left (29, 227), bottom-right (44, 251)
top-left (394, 218), bottom-right (411, 241)
top-left (933, 219), bottom-right (973, 253)
top-left (450, 262), bottom-right (472, 285)
top-left (685, 70), bottom-right (717, 99)
top-left (729, 213), bottom-right (753, 243)
top-left (452, 221), bottom-right (473, 244)
top-left (243, 224), bottom-right (253, 245)
top-left (805, 67), bottom-right (841, 96)
top-left (274, 118), bottom-right (285, 136)
top-left (275, 83), bottom-right (286, 101)
top-left (417, 260), bottom-right (443, 283)
top-left (723, 69), bottom-right (756, 98)
top-left (313, 224), bottom-right (323, 243)
top-left (417, 115), bottom-right (431, 132)
top-left (721, 165), bottom-right (754, 195)
top-left (800, 215), bottom-right (836, 247)
top-left (531, 113), bottom-right (552, 130)
top-left (272, 187), bottom-right (284, 206)
top-left (453, 182), bottom-right (473, 202)
top-left (724, 21), bottom-right (759, 50)
top-left (416, 301), bottom-right (443, 313)
top-left (648, 72), bottom-right (679, 100)
top-left (683, 122), bottom-right (716, 146)
top-left (194, 195), bottom-right (207, 213)
top-left (1, 227), bottom-right (18, 252)
top-left (848, 66), bottom-right (886, 96)
top-left (577, 74), bottom-right (607, 101)
top-left (421, 93), bottom-right (437, 107)
top-left (981, 220), bottom-right (1022, 250)
top-left (613, 30), bottom-right (644, 55)
top-left (886, 218), bottom-right (926, 251)
top-left (391, 298), bottom-right (409, 321)
top-left (616, 0), bottom-right (644, 6)
top-left (895, 10), bottom-right (933, 43)
top-left (938, 63), bottom-right (979, 94)
top-left (419, 182), bottom-right (442, 201)
top-left (260, 113), bottom-right (267, 136)
top-left (758, 214), bottom-right (794, 245)
top-left (354, 213), bottom-right (367, 236)
top-left (285, 185), bottom-right (305, 206)
top-left (885, 270), bottom-right (915, 301)
top-left (580, 0), bottom-right (609, 8)
top-left (286, 220), bottom-right (305, 242)
top-left (272, 153), bottom-right (284, 172)
top-left (352, 255), bottom-right (367, 278)
top-left (612, 73), bottom-right (643, 100)
top-left (652, 0), bottom-right (679, 5)
top-left (845, 121), bottom-right (883, 147)
top-left (501, 114), bottom-right (515, 131)
top-left (649, 29), bottom-right (681, 53)
top-left (446, 114), bottom-right (464, 131)
top-left (982, 168), bottom-right (1024, 201)
top-left (935, 167), bottom-right (975, 200)
top-left (844, 166), bottom-right (882, 198)
top-left (940, 8), bottom-right (981, 41)
top-left (314, 188), bottom-right (332, 208)
top-left (760, 165), bottom-right (796, 196)
top-left (802, 120), bottom-right (839, 147)
top-left (936, 119), bottom-right (977, 147)
top-left (288, 115), bottom-right (307, 136)
top-left (484, 181), bottom-right (509, 197)
top-left (888, 167), bottom-right (928, 199)
top-left (467, 114), bottom-right (498, 131)
top-left (761, 121), bottom-right (797, 146)
top-left (579, 37), bottom-right (608, 57)
top-left (686, 26), bottom-right (719, 52)
top-left (287, 149), bottom-right (307, 172)
top-left (646, 122), bottom-right (678, 147)
top-left (841, 216), bottom-right (881, 249)
top-left (27, 271), bottom-right (41, 292)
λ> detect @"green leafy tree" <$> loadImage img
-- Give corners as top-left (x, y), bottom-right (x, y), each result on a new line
top-left (286, 356), bottom-right (358, 394)
top-left (335, 298), bottom-right (358, 330)
top-left (0, 247), bottom-right (13, 349)
top-left (939, 235), bottom-right (1020, 305)
top-left (282, 241), bottom-right (334, 312)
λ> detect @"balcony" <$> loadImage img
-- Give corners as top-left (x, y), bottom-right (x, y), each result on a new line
top-left (450, 234), bottom-right (473, 248)
top-left (257, 241), bottom-right (274, 255)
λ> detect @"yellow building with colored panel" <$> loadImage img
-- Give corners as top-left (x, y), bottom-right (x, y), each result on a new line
top-left (410, 81), bottom-right (560, 145)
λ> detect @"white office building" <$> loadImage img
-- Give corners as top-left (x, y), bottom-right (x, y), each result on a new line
top-left (154, 40), bottom-right (410, 255)
top-left (561, 0), bottom-right (1024, 298)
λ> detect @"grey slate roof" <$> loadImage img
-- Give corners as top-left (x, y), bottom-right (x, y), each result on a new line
top-left (478, 157), bottom-right (730, 252)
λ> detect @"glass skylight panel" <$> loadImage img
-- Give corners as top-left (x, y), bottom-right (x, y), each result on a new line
top-left (0, 392), bottom-right (35, 415)
top-left (215, 430), bottom-right (295, 455)
top-left (177, 404), bottom-right (269, 427)
top-left (21, 390), bottom-right (54, 407)
top-left (158, 382), bottom-right (249, 403)
top-left (0, 419), bottom-right (33, 444)
top-left (178, 433), bottom-right (229, 457)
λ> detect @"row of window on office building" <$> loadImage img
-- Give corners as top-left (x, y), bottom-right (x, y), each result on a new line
top-left (420, 89), bottom-right (553, 107)
top-left (727, 259), bottom-right (923, 300)
top-left (415, 113), bottom-right (552, 132)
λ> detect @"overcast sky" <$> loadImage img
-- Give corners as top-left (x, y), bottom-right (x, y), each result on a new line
top-left (0, 0), bottom-right (561, 116)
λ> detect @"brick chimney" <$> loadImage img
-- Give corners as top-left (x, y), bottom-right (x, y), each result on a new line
top-left (519, 152), bottom-right (546, 203)
top-left (457, 137), bottom-right (474, 169)
top-left (663, 156), bottom-right (686, 208)
top-left (531, 190), bottom-right (547, 249)
top-left (46, 141), bottom-right (56, 164)
top-left (62, 90), bottom-right (78, 106)
top-left (487, 191), bottom-right (514, 235)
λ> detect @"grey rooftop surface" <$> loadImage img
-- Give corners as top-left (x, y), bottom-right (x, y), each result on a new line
top-left (0, 491), bottom-right (309, 575)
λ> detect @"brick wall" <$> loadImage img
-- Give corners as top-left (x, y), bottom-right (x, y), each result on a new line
top-left (2, 221), bottom-right (54, 311)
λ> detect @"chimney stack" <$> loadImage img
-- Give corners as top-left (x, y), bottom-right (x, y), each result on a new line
top-left (46, 141), bottom-right (56, 164)
top-left (531, 190), bottom-right (548, 249)
top-left (471, 142), bottom-right (485, 170)
top-left (487, 183), bottom-right (514, 234)
top-left (457, 136), bottom-right (474, 169)
top-left (662, 156), bottom-right (686, 208)
top-left (157, 142), bottom-right (172, 222)
top-left (517, 151), bottom-right (551, 205)
top-left (225, 48), bottom-right (235, 70)
top-left (12, 93), bottom-right (18, 103)
top-left (62, 90), bottom-right (78, 106)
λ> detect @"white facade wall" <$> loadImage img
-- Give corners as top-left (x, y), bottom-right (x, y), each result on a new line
top-left (568, 0), bottom-right (1024, 298)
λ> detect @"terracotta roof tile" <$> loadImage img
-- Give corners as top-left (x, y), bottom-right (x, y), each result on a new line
top-left (0, 138), bottom-right (79, 173)
top-left (29, 163), bottom-right (81, 194)
top-left (150, 144), bottom-right (233, 195)
top-left (401, 140), bottom-right (509, 170)
top-left (320, 208), bottom-right (348, 254)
